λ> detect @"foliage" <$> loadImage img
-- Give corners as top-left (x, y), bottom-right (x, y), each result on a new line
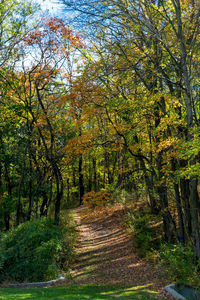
top-left (0, 217), bottom-right (76, 282)
top-left (160, 244), bottom-right (200, 286)
top-left (82, 190), bottom-right (114, 211)
top-left (112, 188), bottom-right (134, 204)
top-left (59, 0), bottom-right (200, 257)
top-left (1, 0), bottom-right (200, 271)
top-left (0, 11), bottom-right (83, 226)
top-left (126, 212), bottom-right (161, 258)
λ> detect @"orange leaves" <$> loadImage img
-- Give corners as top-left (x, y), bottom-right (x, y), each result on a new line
top-left (82, 191), bottom-right (113, 212)
top-left (22, 16), bottom-right (82, 55)
top-left (23, 30), bottom-right (45, 45)
top-left (64, 133), bottom-right (94, 162)
top-left (61, 27), bottom-right (83, 48)
top-left (129, 143), bottom-right (141, 153)
top-left (42, 17), bottom-right (82, 47)
top-left (42, 17), bottom-right (65, 33)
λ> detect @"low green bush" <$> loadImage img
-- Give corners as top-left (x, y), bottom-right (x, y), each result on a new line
top-left (126, 212), bottom-right (160, 258)
top-left (126, 213), bottom-right (151, 231)
top-left (0, 217), bottom-right (76, 283)
top-left (160, 243), bottom-right (200, 285)
top-left (112, 188), bottom-right (133, 204)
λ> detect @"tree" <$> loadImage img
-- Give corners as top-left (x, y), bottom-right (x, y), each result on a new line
top-left (0, 16), bottom-right (82, 226)
top-left (0, 0), bottom-right (40, 230)
top-left (61, 0), bottom-right (200, 255)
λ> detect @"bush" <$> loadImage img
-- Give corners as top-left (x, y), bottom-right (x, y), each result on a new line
top-left (0, 217), bottom-right (76, 283)
top-left (82, 190), bottom-right (113, 211)
top-left (112, 189), bottom-right (133, 204)
top-left (126, 213), bottom-right (150, 231)
top-left (160, 243), bottom-right (200, 285)
top-left (126, 212), bottom-right (160, 258)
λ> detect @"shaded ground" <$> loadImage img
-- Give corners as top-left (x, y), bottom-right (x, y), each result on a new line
top-left (63, 205), bottom-right (172, 299)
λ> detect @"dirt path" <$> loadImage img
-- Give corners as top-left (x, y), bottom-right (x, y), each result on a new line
top-left (65, 205), bottom-right (171, 298)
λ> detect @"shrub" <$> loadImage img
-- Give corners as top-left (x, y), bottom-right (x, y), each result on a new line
top-left (0, 217), bottom-right (76, 283)
top-left (112, 188), bottom-right (133, 204)
top-left (126, 213), bottom-right (151, 231)
top-left (82, 190), bottom-right (113, 211)
top-left (160, 243), bottom-right (200, 285)
top-left (126, 212), bottom-right (160, 258)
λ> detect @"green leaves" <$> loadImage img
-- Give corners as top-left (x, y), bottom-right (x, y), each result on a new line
top-left (0, 217), bottom-right (75, 282)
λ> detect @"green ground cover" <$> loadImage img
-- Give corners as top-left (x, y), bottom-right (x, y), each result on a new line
top-left (0, 284), bottom-right (166, 299)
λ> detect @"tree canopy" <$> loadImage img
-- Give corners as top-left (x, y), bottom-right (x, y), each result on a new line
top-left (1, 0), bottom-right (200, 259)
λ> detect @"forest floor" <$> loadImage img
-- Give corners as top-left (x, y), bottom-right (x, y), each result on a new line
top-left (60, 205), bottom-right (173, 299)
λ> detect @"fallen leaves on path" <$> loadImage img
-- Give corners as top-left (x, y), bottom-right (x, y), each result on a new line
top-left (62, 205), bottom-right (173, 299)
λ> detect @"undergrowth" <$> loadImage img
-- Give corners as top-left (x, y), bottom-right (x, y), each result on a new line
top-left (0, 211), bottom-right (77, 283)
top-left (83, 190), bottom-right (114, 211)
top-left (160, 243), bottom-right (200, 287)
top-left (125, 209), bottom-right (162, 259)
top-left (125, 204), bottom-right (200, 287)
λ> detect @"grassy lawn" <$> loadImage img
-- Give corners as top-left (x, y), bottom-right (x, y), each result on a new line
top-left (0, 284), bottom-right (166, 299)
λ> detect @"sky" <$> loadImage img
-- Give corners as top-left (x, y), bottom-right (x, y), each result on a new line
top-left (35, 0), bottom-right (64, 16)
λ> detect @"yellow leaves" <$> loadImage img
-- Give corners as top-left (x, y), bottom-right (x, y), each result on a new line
top-left (155, 137), bottom-right (177, 153)
top-left (108, 122), bottom-right (131, 135)
top-left (172, 99), bottom-right (182, 108)
top-left (63, 157), bottom-right (73, 165)
top-left (148, 93), bottom-right (182, 109)
top-left (155, 116), bottom-right (183, 139)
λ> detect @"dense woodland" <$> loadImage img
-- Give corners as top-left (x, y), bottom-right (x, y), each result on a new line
top-left (1, 0), bottom-right (200, 276)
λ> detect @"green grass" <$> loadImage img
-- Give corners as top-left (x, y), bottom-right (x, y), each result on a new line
top-left (0, 284), bottom-right (167, 299)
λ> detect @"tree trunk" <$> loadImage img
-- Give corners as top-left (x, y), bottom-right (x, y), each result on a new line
top-left (93, 158), bottom-right (97, 192)
top-left (88, 156), bottom-right (92, 192)
top-left (139, 158), bottom-right (157, 214)
top-left (180, 177), bottom-right (192, 238)
top-left (189, 175), bottom-right (200, 258)
top-left (40, 191), bottom-right (48, 217)
top-left (4, 164), bottom-right (12, 230)
top-left (16, 143), bottom-right (28, 226)
top-left (54, 164), bottom-right (63, 226)
top-left (174, 182), bottom-right (185, 244)
top-left (173, 0), bottom-right (200, 256)
top-left (79, 154), bottom-right (84, 205)
top-left (171, 159), bottom-right (185, 244)
top-left (26, 155), bottom-right (33, 221)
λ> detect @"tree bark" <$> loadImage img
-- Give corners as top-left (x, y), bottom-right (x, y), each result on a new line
top-left (79, 154), bottom-right (84, 205)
